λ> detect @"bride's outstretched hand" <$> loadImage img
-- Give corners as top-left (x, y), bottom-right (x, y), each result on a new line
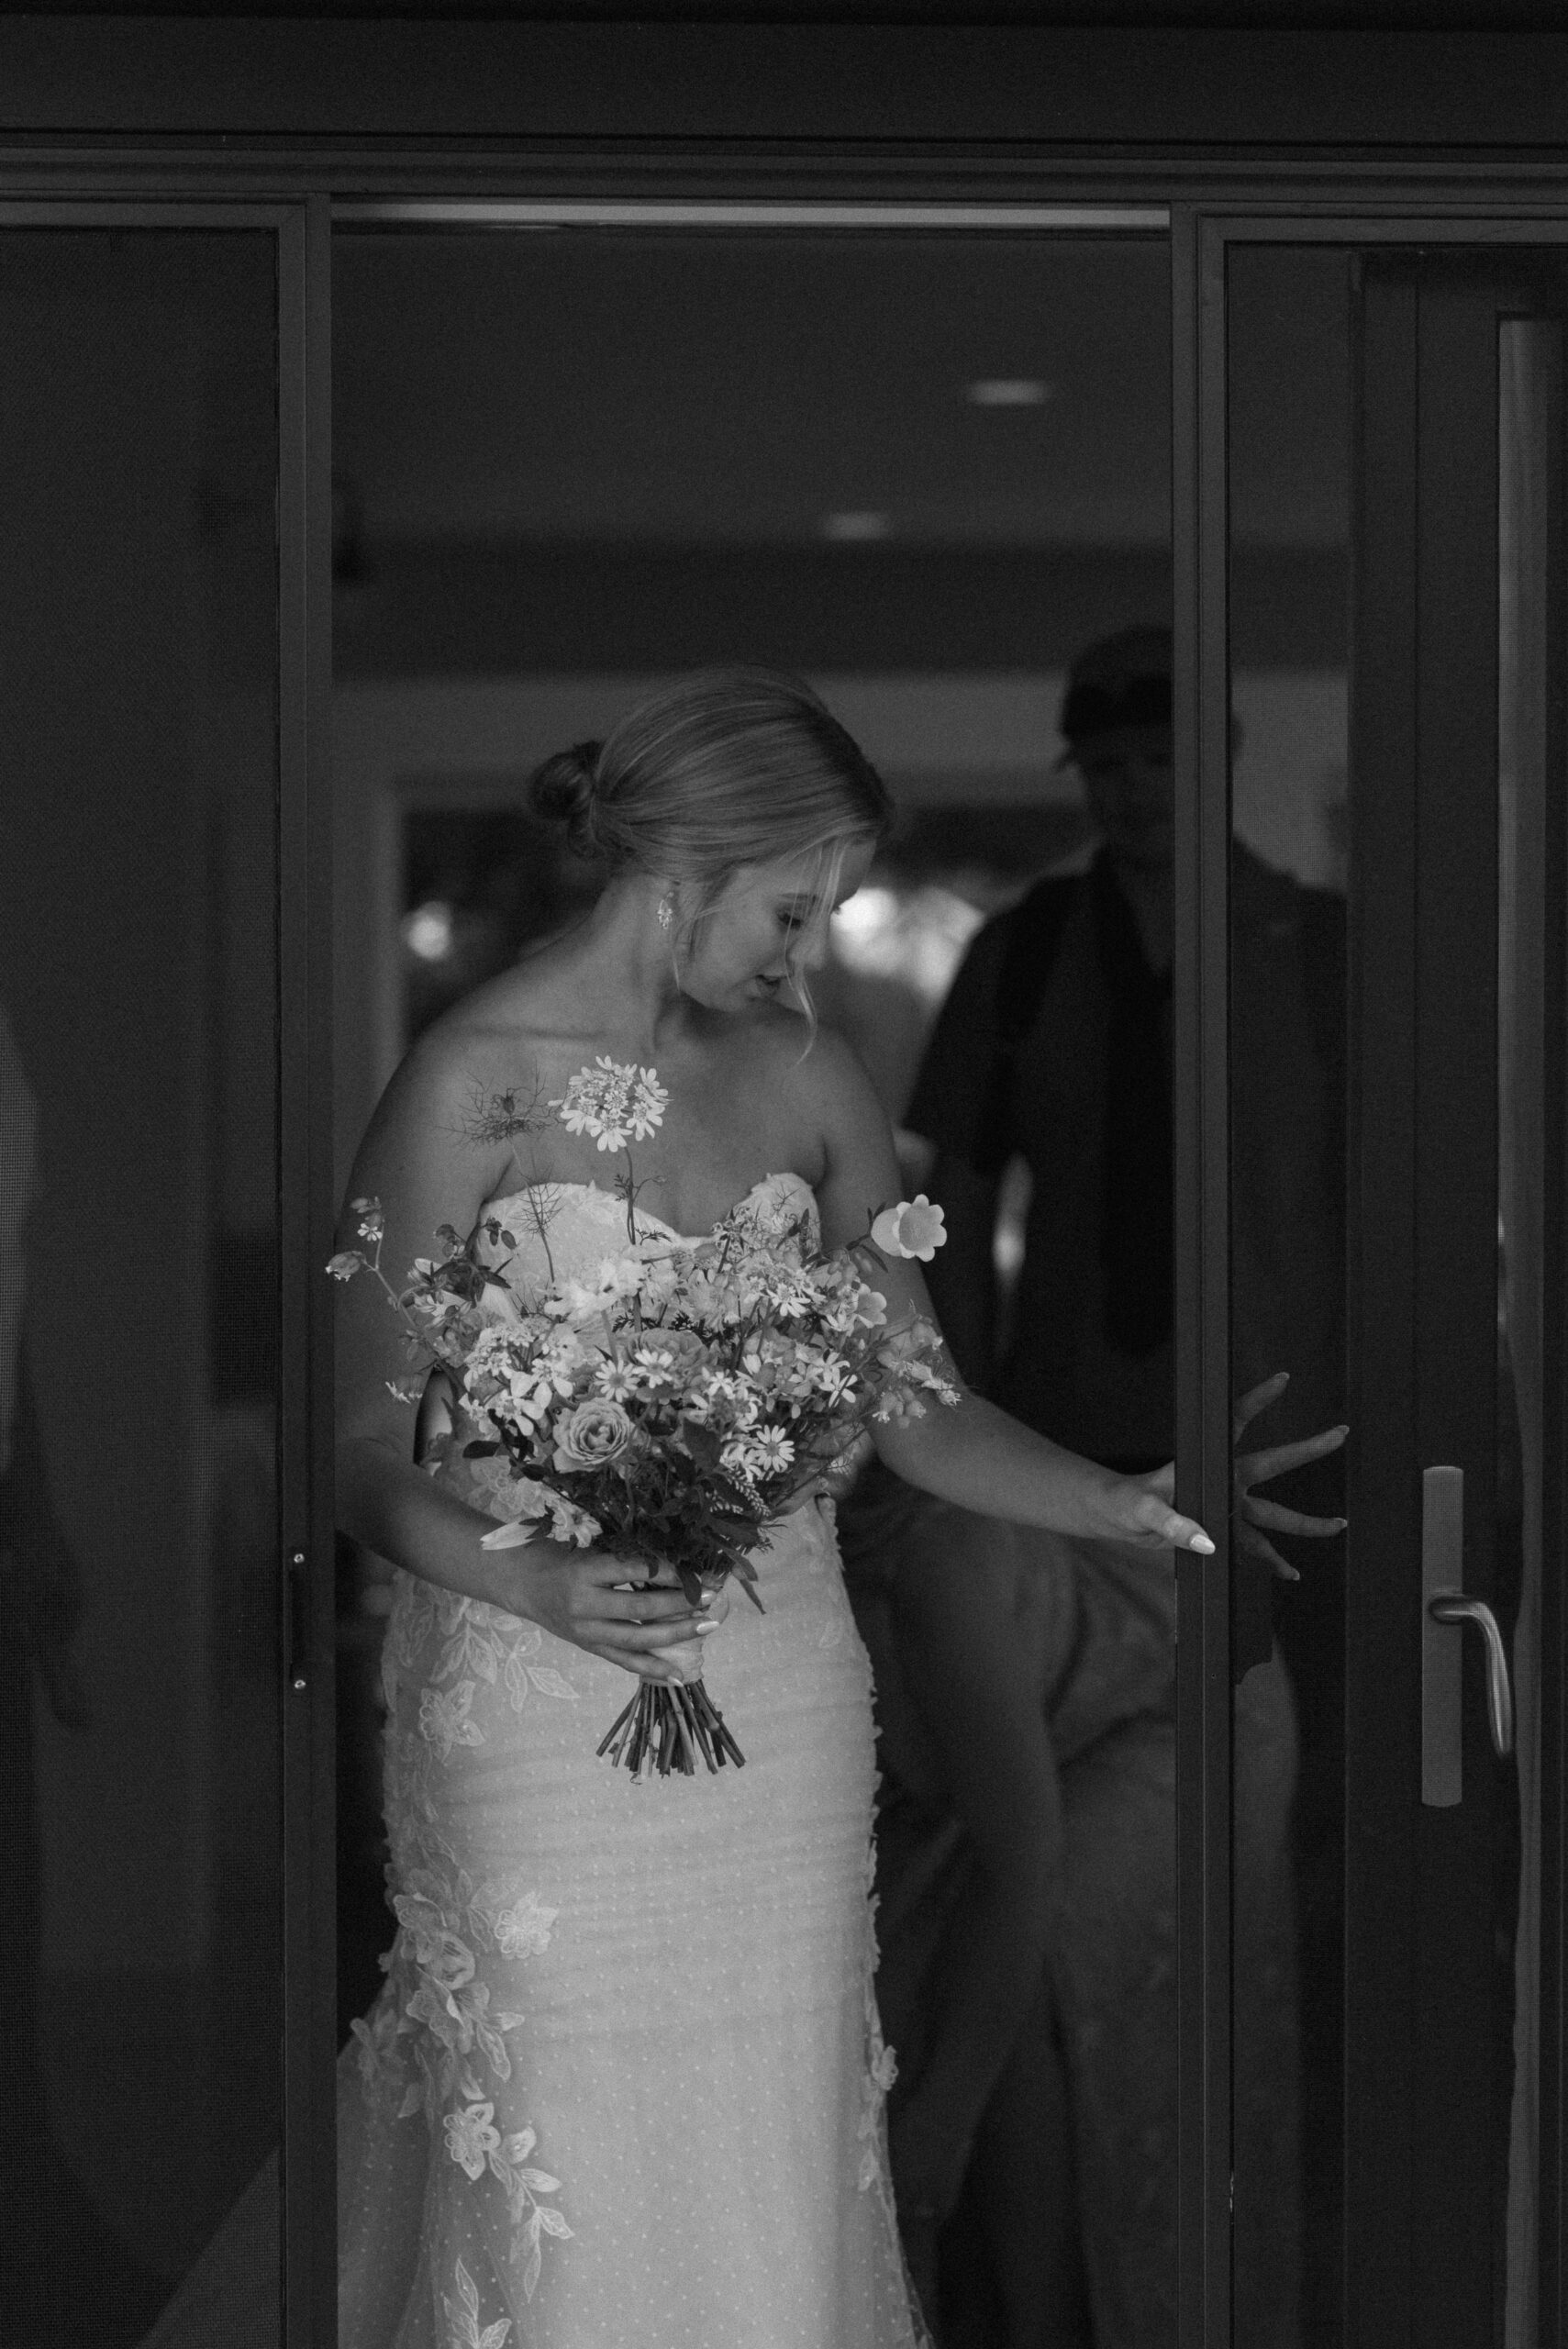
top-left (1105, 1372), bottom-right (1347, 1564)
top-left (1230, 1371), bottom-right (1348, 1580)
top-left (1089, 1474), bottom-right (1217, 1554)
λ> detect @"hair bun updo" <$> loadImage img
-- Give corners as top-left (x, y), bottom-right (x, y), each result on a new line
top-left (527, 670), bottom-right (893, 900)
top-left (529, 740), bottom-right (606, 863)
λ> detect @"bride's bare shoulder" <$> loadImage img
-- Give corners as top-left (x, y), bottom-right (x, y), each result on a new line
top-left (353, 967), bottom-right (560, 1192)
top-left (723, 1006), bottom-right (887, 1159)
top-left (748, 1008), bottom-right (879, 1117)
top-left (427, 966), bottom-right (560, 1085)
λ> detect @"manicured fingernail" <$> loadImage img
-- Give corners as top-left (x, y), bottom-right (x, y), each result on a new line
top-left (695, 1621), bottom-right (719, 1636)
top-left (699, 1591), bottom-right (715, 1609)
top-left (1191, 1533), bottom-right (1216, 1554)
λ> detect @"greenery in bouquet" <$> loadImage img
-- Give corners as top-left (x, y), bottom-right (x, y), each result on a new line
top-left (329, 1057), bottom-right (955, 1777)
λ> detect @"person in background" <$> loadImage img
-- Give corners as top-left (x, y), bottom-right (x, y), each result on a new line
top-left (840, 625), bottom-right (1346, 2345)
top-left (908, 624), bottom-right (1343, 1512)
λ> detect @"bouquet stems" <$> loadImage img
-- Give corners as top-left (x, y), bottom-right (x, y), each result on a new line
top-left (595, 1675), bottom-right (747, 1777)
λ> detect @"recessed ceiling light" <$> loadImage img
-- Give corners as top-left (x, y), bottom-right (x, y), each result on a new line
top-left (966, 378), bottom-right (1051, 407)
top-left (822, 510), bottom-right (891, 541)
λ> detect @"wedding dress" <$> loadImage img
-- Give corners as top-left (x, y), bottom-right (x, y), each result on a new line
top-left (337, 1173), bottom-right (928, 2349)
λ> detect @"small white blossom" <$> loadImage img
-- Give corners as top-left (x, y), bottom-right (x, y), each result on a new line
top-left (869, 1195), bottom-right (947, 1263)
top-left (469, 1462), bottom-right (551, 1522)
top-left (550, 1057), bottom-right (668, 1152)
top-left (748, 1428), bottom-right (795, 1473)
top-left (721, 1426), bottom-right (795, 1480)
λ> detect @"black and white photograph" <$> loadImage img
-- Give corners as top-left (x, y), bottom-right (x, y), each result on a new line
top-left (1, 8), bottom-right (1564, 2348)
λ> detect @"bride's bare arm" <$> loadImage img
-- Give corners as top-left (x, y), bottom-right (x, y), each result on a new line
top-left (335, 1032), bottom-right (709, 1678)
top-left (800, 1030), bottom-right (1215, 1552)
top-left (808, 1030), bottom-right (1349, 1554)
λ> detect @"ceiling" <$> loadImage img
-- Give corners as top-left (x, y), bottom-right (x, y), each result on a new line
top-left (334, 231), bottom-right (1350, 553)
top-left (26, 3), bottom-right (1549, 23)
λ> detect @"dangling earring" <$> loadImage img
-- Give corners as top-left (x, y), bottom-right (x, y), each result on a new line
top-left (657, 896), bottom-right (674, 933)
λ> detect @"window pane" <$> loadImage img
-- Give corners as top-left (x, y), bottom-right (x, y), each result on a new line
top-left (333, 226), bottom-right (1176, 2346)
top-left (0, 228), bottom-right (282, 2343)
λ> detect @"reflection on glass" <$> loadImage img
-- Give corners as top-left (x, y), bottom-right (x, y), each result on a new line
top-left (1228, 246), bottom-right (1353, 2345)
top-left (0, 232), bottom-right (281, 2341)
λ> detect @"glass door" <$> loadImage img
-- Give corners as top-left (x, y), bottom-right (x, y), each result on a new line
top-left (1212, 235), bottom-right (1567, 2348)
top-left (0, 207), bottom-right (331, 2345)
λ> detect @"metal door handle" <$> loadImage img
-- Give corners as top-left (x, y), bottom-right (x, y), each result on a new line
top-left (1420, 1465), bottom-right (1515, 1807)
top-left (1427, 1597), bottom-right (1514, 1760)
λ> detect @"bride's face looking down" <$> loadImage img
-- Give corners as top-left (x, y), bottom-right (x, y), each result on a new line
top-left (669, 839), bottom-right (874, 1013)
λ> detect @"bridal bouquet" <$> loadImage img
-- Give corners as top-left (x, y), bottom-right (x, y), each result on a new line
top-left (330, 1058), bottom-right (956, 1779)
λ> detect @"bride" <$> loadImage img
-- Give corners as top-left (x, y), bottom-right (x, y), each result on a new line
top-left (333, 668), bottom-right (1340, 2349)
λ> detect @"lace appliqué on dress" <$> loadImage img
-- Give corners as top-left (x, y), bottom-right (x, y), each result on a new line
top-left (353, 1860), bottom-right (574, 2305)
top-left (858, 1903), bottom-right (934, 2349)
top-left (361, 1586), bottom-right (578, 2310)
top-left (442, 2110), bottom-right (572, 2301)
top-left (385, 1569), bottom-right (583, 1725)
top-left (856, 1816), bottom-right (898, 2201)
top-left (443, 2255), bottom-right (513, 2349)
top-left (859, 1693), bottom-right (937, 2349)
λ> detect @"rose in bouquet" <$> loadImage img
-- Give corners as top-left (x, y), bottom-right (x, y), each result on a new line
top-left (330, 1060), bottom-right (956, 1779)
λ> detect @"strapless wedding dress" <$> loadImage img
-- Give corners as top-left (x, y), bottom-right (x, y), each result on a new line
top-left (337, 1174), bottom-right (927, 2349)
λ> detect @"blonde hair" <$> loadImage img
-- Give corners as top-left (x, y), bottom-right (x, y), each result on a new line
top-left (529, 667), bottom-right (893, 1032)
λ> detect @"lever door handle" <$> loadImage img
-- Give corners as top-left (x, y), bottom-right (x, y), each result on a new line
top-left (1427, 1596), bottom-right (1514, 1761)
top-left (1421, 1465), bottom-right (1515, 1807)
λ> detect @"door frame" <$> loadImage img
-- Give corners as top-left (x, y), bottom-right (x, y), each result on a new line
top-left (6, 158), bottom-right (1568, 2347)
